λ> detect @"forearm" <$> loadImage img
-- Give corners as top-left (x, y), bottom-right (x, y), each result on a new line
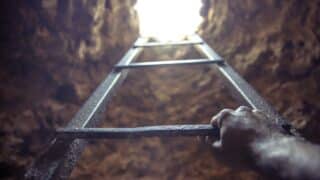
top-left (252, 134), bottom-right (320, 180)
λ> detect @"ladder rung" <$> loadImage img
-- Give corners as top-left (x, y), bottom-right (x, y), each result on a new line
top-left (134, 40), bottom-right (203, 48)
top-left (56, 124), bottom-right (219, 139)
top-left (115, 59), bottom-right (223, 69)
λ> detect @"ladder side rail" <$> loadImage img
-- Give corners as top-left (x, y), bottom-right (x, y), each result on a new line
top-left (25, 37), bottom-right (147, 180)
top-left (193, 35), bottom-right (298, 136)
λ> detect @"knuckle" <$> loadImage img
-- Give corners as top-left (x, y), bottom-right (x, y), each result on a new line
top-left (236, 106), bottom-right (252, 112)
top-left (252, 108), bottom-right (263, 113)
top-left (252, 108), bottom-right (265, 116)
top-left (218, 109), bottom-right (233, 125)
top-left (211, 109), bottom-right (234, 128)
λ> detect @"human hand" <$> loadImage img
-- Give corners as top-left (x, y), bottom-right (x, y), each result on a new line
top-left (209, 106), bottom-right (284, 168)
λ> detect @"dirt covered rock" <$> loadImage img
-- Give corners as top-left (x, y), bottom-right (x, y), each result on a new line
top-left (0, 0), bottom-right (319, 179)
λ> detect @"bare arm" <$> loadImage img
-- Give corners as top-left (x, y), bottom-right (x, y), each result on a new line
top-left (210, 106), bottom-right (320, 180)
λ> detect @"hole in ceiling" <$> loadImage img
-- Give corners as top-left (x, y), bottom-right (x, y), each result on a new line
top-left (135, 0), bottom-right (203, 42)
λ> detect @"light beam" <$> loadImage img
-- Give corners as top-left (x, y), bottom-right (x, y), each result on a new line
top-left (135, 0), bottom-right (203, 41)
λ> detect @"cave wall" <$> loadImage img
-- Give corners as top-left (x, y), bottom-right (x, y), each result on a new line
top-left (0, 0), bottom-right (138, 178)
top-left (0, 0), bottom-right (319, 179)
top-left (200, 0), bottom-right (320, 142)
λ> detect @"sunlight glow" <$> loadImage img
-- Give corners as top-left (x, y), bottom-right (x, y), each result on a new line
top-left (135, 0), bottom-right (203, 41)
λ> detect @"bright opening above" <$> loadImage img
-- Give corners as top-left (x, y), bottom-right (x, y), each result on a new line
top-left (135, 0), bottom-right (203, 42)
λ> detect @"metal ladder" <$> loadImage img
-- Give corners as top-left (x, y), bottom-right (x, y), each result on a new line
top-left (26, 34), bottom-right (297, 179)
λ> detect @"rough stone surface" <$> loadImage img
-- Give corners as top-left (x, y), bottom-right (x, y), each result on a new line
top-left (200, 0), bottom-right (320, 142)
top-left (0, 0), bottom-right (319, 179)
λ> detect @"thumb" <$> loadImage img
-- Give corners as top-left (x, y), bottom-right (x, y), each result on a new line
top-left (211, 139), bottom-right (224, 158)
top-left (212, 140), bottom-right (222, 149)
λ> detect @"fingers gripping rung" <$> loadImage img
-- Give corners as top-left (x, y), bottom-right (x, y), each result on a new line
top-left (57, 124), bottom-right (219, 139)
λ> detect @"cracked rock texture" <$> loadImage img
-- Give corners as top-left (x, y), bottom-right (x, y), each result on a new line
top-left (0, 0), bottom-right (319, 179)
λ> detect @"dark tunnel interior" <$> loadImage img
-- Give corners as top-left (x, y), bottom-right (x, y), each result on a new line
top-left (0, 0), bottom-right (320, 179)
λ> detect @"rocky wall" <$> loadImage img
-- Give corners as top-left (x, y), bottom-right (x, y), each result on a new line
top-left (0, 0), bottom-right (319, 179)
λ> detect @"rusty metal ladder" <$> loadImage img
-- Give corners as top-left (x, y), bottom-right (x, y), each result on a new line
top-left (26, 34), bottom-right (297, 179)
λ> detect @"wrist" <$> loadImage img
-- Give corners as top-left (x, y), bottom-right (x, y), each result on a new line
top-left (250, 131), bottom-right (291, 158)
top-left (249, 133), bottom-right (302, 178)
